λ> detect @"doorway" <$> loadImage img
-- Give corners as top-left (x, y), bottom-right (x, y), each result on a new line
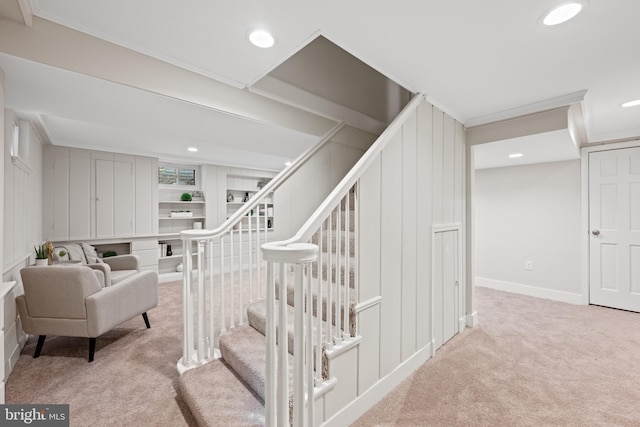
top-left (588, 146), bottom-right (640, 311)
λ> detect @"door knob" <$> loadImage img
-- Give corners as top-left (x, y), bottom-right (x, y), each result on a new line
top-left (592, 230), bottom-right (600, 236)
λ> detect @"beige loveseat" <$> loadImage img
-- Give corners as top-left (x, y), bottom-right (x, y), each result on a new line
top-left (52, 242), bottom-right (139, 286)
top-left (17, 265), bottom-right (158, 362)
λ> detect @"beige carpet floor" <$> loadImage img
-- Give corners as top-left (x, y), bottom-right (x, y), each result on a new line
top-left (8, 283), bottom-right (640, 426)
top-left (352, 287), bottom-right (640, 427)
top-left (5, 280), bottom-right (196, 427)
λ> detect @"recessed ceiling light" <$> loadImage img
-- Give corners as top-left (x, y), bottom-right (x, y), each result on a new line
top-left (187, 147), bottom-right (198, 152)
top-left (543, 3), bottom-right (583, 26)
top-left (621, 99), bottom-right (640, 108)
top-left (508, 153), bottom-right (524, 159)
top-left (249, 30), bottom-right (275, 48)
top-left (285, 161), bottom-right (292, 166)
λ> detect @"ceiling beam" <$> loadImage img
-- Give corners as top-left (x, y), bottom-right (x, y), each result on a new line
top-left (466, 106), bottom-right (570, 146)
top-left (17, 0), bottom-right (32, 26)
top-left (0, 16), bottom-right (337, 137)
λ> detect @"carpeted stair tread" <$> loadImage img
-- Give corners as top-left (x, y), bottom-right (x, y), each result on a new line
top-left (247, 299), bottom-right (330, 357)
top-left (275, 278), bottom-right (357, 337)
top-left (178, 358), bottom-right (264, 427)
top-left (219, 325), bottom-right (294, 402)
top-left (311, 230), bottom-right (355, 257)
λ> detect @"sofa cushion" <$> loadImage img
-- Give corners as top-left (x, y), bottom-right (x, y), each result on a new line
top-left (81, 242), bottom-right (102, 264)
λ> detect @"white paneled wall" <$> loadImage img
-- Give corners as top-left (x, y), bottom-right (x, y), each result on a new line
top-left (322, 98), bottom-right (465, 425)
top-left (3, 114), bottom-right (43, 270)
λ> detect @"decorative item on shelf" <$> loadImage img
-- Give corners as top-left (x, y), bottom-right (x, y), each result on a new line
top-left (191, 190), bottom-right (204, 201)
top-left (243, 192), bottom-right (250, 202)
top-left (166, 244), bottom-right (173, 257)
top-left (103, 251), bottom-right (118, 258)
top-left (33, 243), bottom-right (49, 266)
top-left (176, 263), bottom-right (183, 272)
top-left (267, 219), bottom-right (272, 229)
top-left (170, 210), bottom-right (193, 218)
top-left (180, 192), bottom-right (192, 202)
top-left (193, 222), bottom-right (203, 230)
top-left (227, 192), bottom-right (234, 203)
top-left (45, 241), bottom-right (54, 265)
top-left (257, 178), bottom-right (272, 189)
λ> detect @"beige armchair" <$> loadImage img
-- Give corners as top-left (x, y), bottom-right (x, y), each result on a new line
top-left (17, 266), bottom-right (158, 362)
top-left (52, 242), bottom-right (139, 286)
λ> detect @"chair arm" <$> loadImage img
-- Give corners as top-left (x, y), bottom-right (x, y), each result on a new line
top-left (103, 254), bottom-right (140, 272)
top-left (87, 263), bottom-right (111, 287)
top-left (85, 271), bottom-right (158, 337)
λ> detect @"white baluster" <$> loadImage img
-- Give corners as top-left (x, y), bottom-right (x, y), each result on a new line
top-left (183, 236), bottom-right (193, 367)
top-left (265, 261), bottom-right (276, 427)
top-left (344, 193), bottom-right (350, 340)
top-left (336, 205), bottom-right (342, 343)
top-left (277, 262), bottom-right (289, 426)
top-left (326, 213), bottom-right (333, 350)
top-left (220, 236), bottom-right (226, 334)
top-left (239, 221), bottom-right (244, 325)
top-left (197, 240), bottom-right (205, 362)
top-left (316, 224), bottom-right (323, 384)
top-left (293, 264), bottom-right (304, 427)
top-left (305, 266), bottom-right (315, 426)
top-left (208, 239), bottom-right (215, 358)
top-left (249, 210), bottom-right (253, 303)
top-left (230, 229), bottom-right (235, 328)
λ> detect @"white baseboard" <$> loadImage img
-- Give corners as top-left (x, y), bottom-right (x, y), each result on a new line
top-left (466, 311), bottom-right (478, 328)
top-left (322, 342), bottom-right (433, 427)
top-left (475, 277), bottom-right (584, 305)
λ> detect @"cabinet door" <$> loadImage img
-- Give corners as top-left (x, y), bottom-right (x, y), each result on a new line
top-left (114, 160), bottom-right (134, 237)
top-left (95, 160), bottom-right (114, 238)
top-left (135, 157), bottom-right (155, 236)
top-left (47, 147), bottom-right (70, 240)
top-left (69, 150), bottom-right (91, 240)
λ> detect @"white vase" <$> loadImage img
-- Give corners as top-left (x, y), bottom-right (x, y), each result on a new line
top-left (35, 258), bottom-right (48, 266)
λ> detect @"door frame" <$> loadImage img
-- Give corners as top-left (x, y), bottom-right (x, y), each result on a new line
top-left (580, 140), bottom-right (640, 305)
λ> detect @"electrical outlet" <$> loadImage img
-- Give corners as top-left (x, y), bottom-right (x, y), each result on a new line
top-left (525, 261), bottom-right (533, 271)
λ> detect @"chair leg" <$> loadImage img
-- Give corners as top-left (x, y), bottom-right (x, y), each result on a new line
top-left (142, 312), bottom-right (151, 329)
top-left (34, 335), bottom-right (46, 358)
top-left (88, 338), bottom-right (96, 363)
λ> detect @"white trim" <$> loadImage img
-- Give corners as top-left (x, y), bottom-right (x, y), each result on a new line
top-left (17, 0), bottom-right (33, 26)
top-left (465, 90), bottom-right (588, 128)
top-left (321, 342), bottom-right (432, 427)
top-left (476, 277), bottom-right (584, 305)
top-left (354, 296), bottom-right (381, 313)
top-left (432, 223), bottom-right (462, 233)
top-left (249, 76), bottom-right (387, 136)
top-left (314, 377), bottom-right (337, 400)
top-left (580, 140), bottom-right (640, 307)
top-left (324, 336), bottom-right (362, 361)
top-left (466, 311), bottom-right (478, 328)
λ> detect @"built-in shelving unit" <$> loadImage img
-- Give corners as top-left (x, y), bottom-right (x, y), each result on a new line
top-left (226, 175), bottom-right (274, 231)
top-left (158, 189), bottom-right (205, 279)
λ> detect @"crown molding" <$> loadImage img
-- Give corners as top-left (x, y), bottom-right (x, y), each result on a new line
top-left (465, 90), bottom-right (588, 128)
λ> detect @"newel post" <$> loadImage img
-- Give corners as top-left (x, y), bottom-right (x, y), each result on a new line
top-left (262, 242), bottom-right (318, 427)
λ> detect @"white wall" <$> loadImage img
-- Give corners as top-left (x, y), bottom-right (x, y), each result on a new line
top-left (322, 97), bottom-right (466, 425)
top-left (273, 127), bottom-right (374, 241)
top-left (474, 160), bottom-right (582, 303)
top-left (3, 113), bottom-right (43, 277)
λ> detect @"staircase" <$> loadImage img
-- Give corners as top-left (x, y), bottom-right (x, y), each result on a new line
top-left (178, 188), bottom-right (357, 426)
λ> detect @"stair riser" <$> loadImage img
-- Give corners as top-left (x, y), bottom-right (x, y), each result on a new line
top-left (309, 262), bottom-right (355, 289)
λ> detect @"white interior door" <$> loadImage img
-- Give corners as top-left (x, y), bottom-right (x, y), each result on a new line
top-left (433, 229), bottom-right (459, 350)
top-left (589, 147), bottom-right (640, 311)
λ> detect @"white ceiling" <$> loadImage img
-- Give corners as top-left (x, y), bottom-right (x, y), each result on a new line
top-left (2, 0), bottom-right (640, 169)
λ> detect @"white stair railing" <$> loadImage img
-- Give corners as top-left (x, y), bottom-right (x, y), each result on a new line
top-left (177, 121), bottom-right (344, 372)
top-left (260, 93), bottom-right (424, 426)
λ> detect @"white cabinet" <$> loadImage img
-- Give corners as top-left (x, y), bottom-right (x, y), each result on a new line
top-left (131, 238), bottom-right (159, 273)
top-left (0, 281), bottom-right (26, 403)
top-left (43, 147), bottom-right (157, 241)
